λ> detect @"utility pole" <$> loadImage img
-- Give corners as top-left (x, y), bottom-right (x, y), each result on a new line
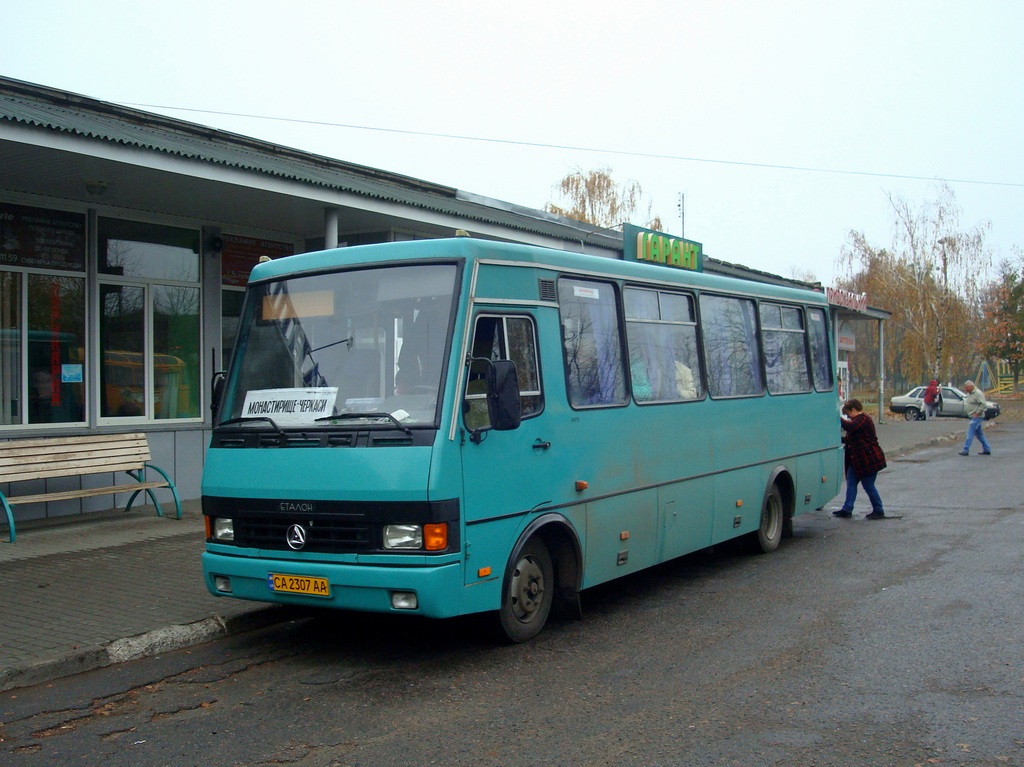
top-left (677, 192), bottom-right (685, 238)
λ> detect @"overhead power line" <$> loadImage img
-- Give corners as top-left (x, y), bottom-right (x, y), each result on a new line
top-left (122, 102), bottom-right (1023, 190)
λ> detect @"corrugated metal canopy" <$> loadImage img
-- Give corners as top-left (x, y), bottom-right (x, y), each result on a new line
top-left (0, 76), bottom-right (623, 249)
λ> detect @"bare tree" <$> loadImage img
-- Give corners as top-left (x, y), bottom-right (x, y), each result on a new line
top-left (837, 184), bottom-right (991, 388)
top-left (546, 167), bottom-right (663, 231)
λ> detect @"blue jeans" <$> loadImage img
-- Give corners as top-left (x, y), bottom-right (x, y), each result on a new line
top-left (842, 466), bottom-right (883, 513)
top-left (962, 417), bottom-right (991, 454)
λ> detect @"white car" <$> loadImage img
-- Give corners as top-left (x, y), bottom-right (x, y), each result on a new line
top-left (889, 385), bottom-right (1000, 421)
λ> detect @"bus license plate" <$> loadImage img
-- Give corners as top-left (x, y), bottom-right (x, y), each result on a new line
top-left (268, 573), bottom-right (330, 597)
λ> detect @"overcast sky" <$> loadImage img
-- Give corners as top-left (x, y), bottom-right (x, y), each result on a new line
top-left (4, 0), bottom-right (1022, 286)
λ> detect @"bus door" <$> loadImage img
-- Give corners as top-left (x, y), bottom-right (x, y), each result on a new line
top-left (458, 310), bottom-right (554, 581)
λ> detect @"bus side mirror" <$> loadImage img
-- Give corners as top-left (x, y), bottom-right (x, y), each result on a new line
top-left (487, 359), bottom-right (521, 432)
top-left (211, 370), bottom-right (226, 419)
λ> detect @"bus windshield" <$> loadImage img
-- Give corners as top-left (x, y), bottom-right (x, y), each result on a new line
top-left (219, 263), bottom-right (457, 428)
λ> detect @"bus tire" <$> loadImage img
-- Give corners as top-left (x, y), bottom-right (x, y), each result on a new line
top-left (496, 536), bottom-right (554, 643)
top-left (751, 484), bottom-right (784, 554)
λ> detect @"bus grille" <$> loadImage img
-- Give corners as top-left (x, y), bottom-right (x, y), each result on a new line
top-left (233, 516), bottom-right (373, 553)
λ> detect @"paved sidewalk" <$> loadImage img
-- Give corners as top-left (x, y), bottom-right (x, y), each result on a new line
top-left (0, 501), bottom-right (298, 692)
top-left (0, 415), bottom-right (984, 692)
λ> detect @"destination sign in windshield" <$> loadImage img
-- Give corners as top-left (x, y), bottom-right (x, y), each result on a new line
top-left (241, 387), bottom-right (338, 425)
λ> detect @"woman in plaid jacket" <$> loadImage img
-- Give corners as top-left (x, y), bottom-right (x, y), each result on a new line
top-left (833, 399), bottom-right (887, 520)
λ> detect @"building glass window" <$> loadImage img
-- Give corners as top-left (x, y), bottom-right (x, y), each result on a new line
top-left (27, 275), bottom-right (86, 423)
top-left (98, 218), bottom-right (201, 420)
top-left (99, 284), bottom-right (145, 417)
top-left (1, 202), bottom-right (87, 427)
top-left (0, 271), bottom-right (22, 425)
top-left (154, 284), bottom-right (200, 418)
top-left (99, 219), bottom-right (199, 281)
top-left (219, 234), bottom-right (295, 371)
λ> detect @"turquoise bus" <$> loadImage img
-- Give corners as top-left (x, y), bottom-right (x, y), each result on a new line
top-left (202, 236), bottom-right (842, 641)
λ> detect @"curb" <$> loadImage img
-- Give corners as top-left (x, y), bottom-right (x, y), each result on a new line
top-left (0, 606), bottom-right (299, 693)
top-left (888, 430), bottom-right (961, 458)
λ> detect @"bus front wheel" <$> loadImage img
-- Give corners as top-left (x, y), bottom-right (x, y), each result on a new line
top-left (751, 484), bottom-right (784, 554)
top-left (496, 537), bottom-right (554, 643)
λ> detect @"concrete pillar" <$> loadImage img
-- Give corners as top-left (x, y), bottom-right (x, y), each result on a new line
top-left (325, 208), bottom-right (339, 249)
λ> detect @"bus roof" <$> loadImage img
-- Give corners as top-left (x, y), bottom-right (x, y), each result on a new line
top-left (249, 238), bottom-right (829, 306)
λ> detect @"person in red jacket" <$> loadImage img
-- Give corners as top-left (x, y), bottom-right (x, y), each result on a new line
top-left (833, 399), bottom-right (888, 519)
top-left (923, 379), bottom-right (941, 420)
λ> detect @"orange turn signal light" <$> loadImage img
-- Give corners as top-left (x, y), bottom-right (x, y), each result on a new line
top-left (424, 523), bottom-right (448, 551)
top-left (575, 480), bottom-right (589, 492)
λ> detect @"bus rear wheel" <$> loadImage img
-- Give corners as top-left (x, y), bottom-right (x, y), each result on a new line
top-left (496, 537), bottom-right (554, 643)
top-left (751, 484), bottom-right (784, 554)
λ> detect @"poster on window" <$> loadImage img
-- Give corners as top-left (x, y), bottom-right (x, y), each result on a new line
top-left (221, 234), bottom-right (295, 287)
top-left (0, 203), bottom-right (86, 271)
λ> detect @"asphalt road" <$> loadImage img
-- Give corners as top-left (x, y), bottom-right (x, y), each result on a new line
top-left (3, 424), bottom-right (1022, 767)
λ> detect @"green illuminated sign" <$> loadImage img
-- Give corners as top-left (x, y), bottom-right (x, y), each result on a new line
top-left (623, 223), bottom-right (702, 272)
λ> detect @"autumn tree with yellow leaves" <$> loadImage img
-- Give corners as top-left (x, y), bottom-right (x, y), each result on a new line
top-left (546, 167), bottom-right (663, 232)
top-left (981, 251), bottom-right (1024, 391)
top-left (836, 184), bottom-right (991, 391)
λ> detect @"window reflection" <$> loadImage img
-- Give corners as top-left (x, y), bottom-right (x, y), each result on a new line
top-left (558, 278), bottom-right (627, 408)
top-left (98, 219), bottom-right (201, 421)
top-left (154, 285), bottom-right (200, 418)
top-left (27, 275), bottom-right (85, 423)
top-left (0, 272), bottom-right (22, 425)
top-left (100, 285), bottom-right (146, 417)
top-left (700, 294), bottom-right (764, 398)
top-left (99, 219), bottom-right (199, 281)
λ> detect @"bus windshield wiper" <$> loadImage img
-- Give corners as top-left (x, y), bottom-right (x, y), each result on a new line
top-left (315, 411), bottom-right (412, 435)
top-left (216, 416), bottom-right (285, 434)
top-left (308, 336), bottom-right (353, 354)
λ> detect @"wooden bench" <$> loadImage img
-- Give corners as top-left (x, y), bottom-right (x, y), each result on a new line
top-left (0, 433), bottom-right (181, 543)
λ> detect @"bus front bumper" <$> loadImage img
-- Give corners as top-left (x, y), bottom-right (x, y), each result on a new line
top-left (202, 550), bottom-right (467, 619)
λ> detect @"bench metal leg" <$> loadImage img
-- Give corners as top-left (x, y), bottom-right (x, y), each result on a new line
top-left (125, 486), bottom-right (162, 517)
top-left (145, 463), bottom-right (183, 520)
top-left (125, 466), bottom-right (183, 520)
top-left (0, 494), bottom-right (15, 543)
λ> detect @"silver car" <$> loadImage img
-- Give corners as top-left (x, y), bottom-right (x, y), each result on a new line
top-left (889, 385), bottom-right (1001, 421)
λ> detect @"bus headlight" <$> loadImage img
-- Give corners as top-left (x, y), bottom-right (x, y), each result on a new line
top-left (212, 517), bottom-right (235, 542)
top-left (383, 524), bottom-right (422, 549)
top-left (383, 523), bottom-right (448, 550)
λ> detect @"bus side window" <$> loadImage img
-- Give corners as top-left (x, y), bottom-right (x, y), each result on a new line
top-left (761, 303), bottom-right (811, 394)
top-left (624, 287), bottom-right (703, 403)
top-left (558, 278), bottom-right (627, 408)
top-left (465, 314), bottom-right (543, 430)
top-left (807, 307), bottom-right (834, 391)
top-left (700, 294), bottom-right (764, 398)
